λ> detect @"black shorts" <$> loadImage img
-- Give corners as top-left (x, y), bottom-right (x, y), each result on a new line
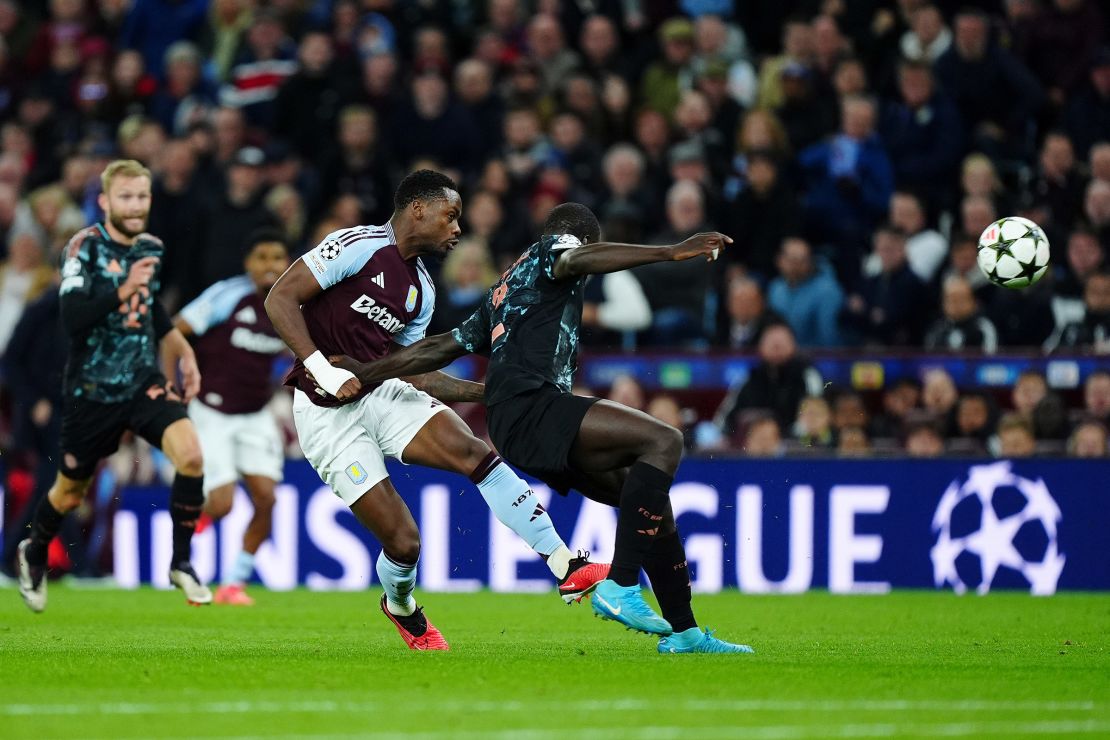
top-left (487, 385), bottom-right (599, 496)
top-left (59, 380), bottom-right (189, 480)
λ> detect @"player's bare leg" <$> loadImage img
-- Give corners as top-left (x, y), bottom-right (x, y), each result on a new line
top-left (349, 478), bottom-right (447, 650)
top-left (206, 476), bottom-right (275, 606)
top-left (160, 419), bottom-right (212, 605)
top-left (402, 410), bottom-right (608, 600)
top-left (16, 472), bottom-right (92, 612)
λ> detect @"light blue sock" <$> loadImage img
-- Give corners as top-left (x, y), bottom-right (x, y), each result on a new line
top-left (376, 551), bottom-right (417, 616)
top-left (225, 551), bottom-right (255, 586)
top-left (474, 461), bottom-right (566, 558)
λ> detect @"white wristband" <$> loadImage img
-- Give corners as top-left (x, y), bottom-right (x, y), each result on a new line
top-left (304, 350), bottom-right (356, 397)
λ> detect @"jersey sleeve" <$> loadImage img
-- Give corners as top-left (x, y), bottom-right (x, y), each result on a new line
top-left (301, 232), bottom-right (380, 290)
top-left (451, 302), bottom-right (492, 356)
top-left (178, 277), bottom-right (250, 335)
top-left (58, 228), bottom-right (126, 336)
top-left (394, 266), bottom-right (436, 347)
top-left (58, 228), bottom-right (98, 298)
top-left (539, 233), bottom-right (582, 280)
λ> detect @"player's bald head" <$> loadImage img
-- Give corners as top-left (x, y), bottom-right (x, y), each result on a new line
top-left (542, 202), bottom-right (600, 244)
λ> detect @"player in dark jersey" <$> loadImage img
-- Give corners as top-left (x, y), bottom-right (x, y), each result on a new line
top-left (173, 229), bottom-right (291, 606)
top-left (331, 203), bottom-right (754, 654)
top-left (265, 171), bottom-right (606, 651)
top-left (16, 160), bottom-right (211, 611)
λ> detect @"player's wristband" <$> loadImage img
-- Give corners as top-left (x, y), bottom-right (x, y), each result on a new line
top-left (304, 351), bottom-right (356, 397)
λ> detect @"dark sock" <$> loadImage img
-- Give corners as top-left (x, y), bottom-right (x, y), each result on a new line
top-left (25, 497), bottom-right (66, 566)
top-left (609, 461), bottom-right (674, 586)
top-left (170, 474), bottom-right (204, 565)
top-left (643, 528), bottom-right (697, 633)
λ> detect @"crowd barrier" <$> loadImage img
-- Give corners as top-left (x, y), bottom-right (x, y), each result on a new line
top-left (79, 458), bottom-right (1109, 594)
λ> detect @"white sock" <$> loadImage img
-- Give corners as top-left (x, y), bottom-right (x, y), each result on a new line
top-left (376, 550), bottom-right (417, 616)
top-left (545, 545), bottom-right (573, 580)
top-left (225, 551), bottom-right (255, 586)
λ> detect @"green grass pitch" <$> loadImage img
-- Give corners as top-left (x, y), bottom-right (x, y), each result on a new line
top-left (0, 586), bottom-right (1107, 739)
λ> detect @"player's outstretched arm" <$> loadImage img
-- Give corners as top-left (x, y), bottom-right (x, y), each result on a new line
top-left (330, 333), bottom-right (469, 386)
top-left (265, 259), bottom-right (361, 400)
top-left (552, 232), bottom-right (732, 280)
top-left (404, 371), bottom-right (485, 404)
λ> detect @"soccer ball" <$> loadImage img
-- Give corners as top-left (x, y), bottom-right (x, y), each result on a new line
top-left (976, 216), bottom-right (1050, 289)
top-left (930, 462), bottom-right (1065, 595)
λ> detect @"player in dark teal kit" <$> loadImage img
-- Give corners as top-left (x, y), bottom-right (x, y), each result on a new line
top-left (16, 160), bottom-right (212, 611)
top-left (330, 203), bottom-right (754, 654)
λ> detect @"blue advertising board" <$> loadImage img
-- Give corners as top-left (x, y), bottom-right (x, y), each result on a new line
top-left (108, 459), bottom-right (1109, 594)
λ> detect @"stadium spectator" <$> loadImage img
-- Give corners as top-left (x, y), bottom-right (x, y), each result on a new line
top-left (1045, 271), bottom-right (1110, 353)
top-left (934, 7), bottom-right (1044, 161)
top-left (756, 16), bottom-right (813, 110)
top-left (832, 392), bottom-right (870, 436)
top-left (453, 59), bottom-right (504, 161)
top-left (1084, 180), bottom-right (1110, 249)
top-left (879, 59), bottom-right (963, 212)
top-left (767, 236), bottom-right (843, 348)
top-left (694, 58), bottom-right (746, 145)
top-left (997, 413), bottom-right (1037, 457)
top-left (200, 0), bottom-right (253, 84)
top-left (843, 224), bottom-right (929, 347)
top-left (428, 240), bottom-right (499, 336)
top-left (900, 5), bottom-right (951, 63)
top-left (715, 322), bottom-right (823, 435)
top-left (1019, 0), bottom-right (1104, 104)
top-left (0, 232), bottom-right (53, 353)
top-left (147, 138), bottom-right (203, 307)
top-left (635, 180), bottom-right (717, 346)
top-left (1068, 420), bottom-right (1109, 457)
top-left (1053, 227), bottom-right (1105, 311)
top-left (578, 14), bottom-right (630, 84)
top-left (905, 420), bottom-right (945, 458)
top-left (794, 396), bottom-right (835, 449)
top-left (871, 378), bottom-right (921, 439)
top-left (1062, 49), bottom-right (1110, 158)
top-left (719, 276), bottom-right (782, 350)
top-left (641, 17), bottom-right (697, 120)
top-left (120, 0), bottom-right (207, 78)
top-left (1090, 142), bottom-right (1110, 184)
top-left (1012, 370), bottom-right (1069, 440)
top-left (272, 32), bottom-right (352, 162)
top-left (389, 70), bottom-right (480, 175)
top-left (149, 41), bottom-right (215, 137)
top-left (798, 95), bottom-right (893, 272)
top-left (646, 394), bottom-right (693, 450)
top-left (580, 267), bottom-right (653, 347)
top-left (959, 194), bottom-right (998, 243)
top-left (837, 425), bottom-right (872, 457)
top-left (960, 153), bottom-right (1012, 220)
top-left (549, 111), bottom-right (604, 197)
top-left (953, 392), bottom-right (996, 453)
top-left (721, 150), bottom-right (800, 279)
top-left (922, 368), bottom-right (958, 433)
top-left (672, 89), bottom-right (728, 185)
top-left (317, 105), bottom-right (393, 226)
top-left (774, 61), bottom-right (836, 153)
top-left (925, 276), bottom-right (999, 354)
top-left (525, 13), bottom-right (580, 97)
top-left (596, 143), bottom-right (658, 238)
top-left (199, 146), bottom-right (276, 290)
top-left (219, 10), bottom-right (297, 128)
top-left (608, 374), bottom-right (646, 412)
top-left (742, 413), bottom-right (784, 457)
top-left (1083, 370), bottom-right (1110, 425)
top-left (865, 190), bottom-right (947, 283)
top-left (1030, 131), bottom-right (1085, 235)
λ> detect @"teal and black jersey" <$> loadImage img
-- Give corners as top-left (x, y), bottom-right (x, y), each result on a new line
top-left (59, 224), bottom-right (173, 403)
top-left (452, 234), bottom-right (586, 405)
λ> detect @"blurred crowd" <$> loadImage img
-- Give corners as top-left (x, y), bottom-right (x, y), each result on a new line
top-left (1, 0), bottom-right (1109, 477)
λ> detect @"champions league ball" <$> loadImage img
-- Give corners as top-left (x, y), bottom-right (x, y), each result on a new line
top-left (930, 462), bottom-right (1065, 595)
top-left (976, 216), bottom-right (1050, 289)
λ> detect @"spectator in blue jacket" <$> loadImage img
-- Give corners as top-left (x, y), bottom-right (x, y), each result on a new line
top-left (121, 0), bottom-right (208, 78)
top-left (879, 59), bottom-right (963, 213)
top-left (767, 236), bottom-right (844, 347)
top-left (799, 94), bottom-right (894, 283)
top-left (934, 8), bottom-right (1044, 161)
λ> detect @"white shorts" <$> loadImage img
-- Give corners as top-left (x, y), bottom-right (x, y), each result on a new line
top-left (291, 379), bottom-right (448, 506)
top-left (189, 400), bottom-right (285, 493)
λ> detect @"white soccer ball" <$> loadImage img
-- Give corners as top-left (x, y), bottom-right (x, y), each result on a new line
top-left (976, 216), bottom-right (1050, 289)
top-left (930, 462), bottom-right (1065, 595)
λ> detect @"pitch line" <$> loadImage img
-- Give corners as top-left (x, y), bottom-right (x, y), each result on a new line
top-left (0, 698), bottom-right (1101, 717)
top-left (65, 720), bottom-right (1110, 740)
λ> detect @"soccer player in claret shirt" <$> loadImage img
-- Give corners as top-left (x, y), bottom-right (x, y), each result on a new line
top-left (17, 160), bottom-right (211, 611)
top-left (264, 170), bottom-right (606, 651)
top-left (333, 203), bottom-right (754, 654)
top-left (172, 229), bottom-right (291, 606)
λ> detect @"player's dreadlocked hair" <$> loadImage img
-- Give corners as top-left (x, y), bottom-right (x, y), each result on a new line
top-left (542, 203), bottom-right (601, 244)
top-left (393, 169), bottom-right (458, 210)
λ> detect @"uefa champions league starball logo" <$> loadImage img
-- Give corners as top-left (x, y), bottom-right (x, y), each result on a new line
top-left (930, 462), bottom-right (1066, 595)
